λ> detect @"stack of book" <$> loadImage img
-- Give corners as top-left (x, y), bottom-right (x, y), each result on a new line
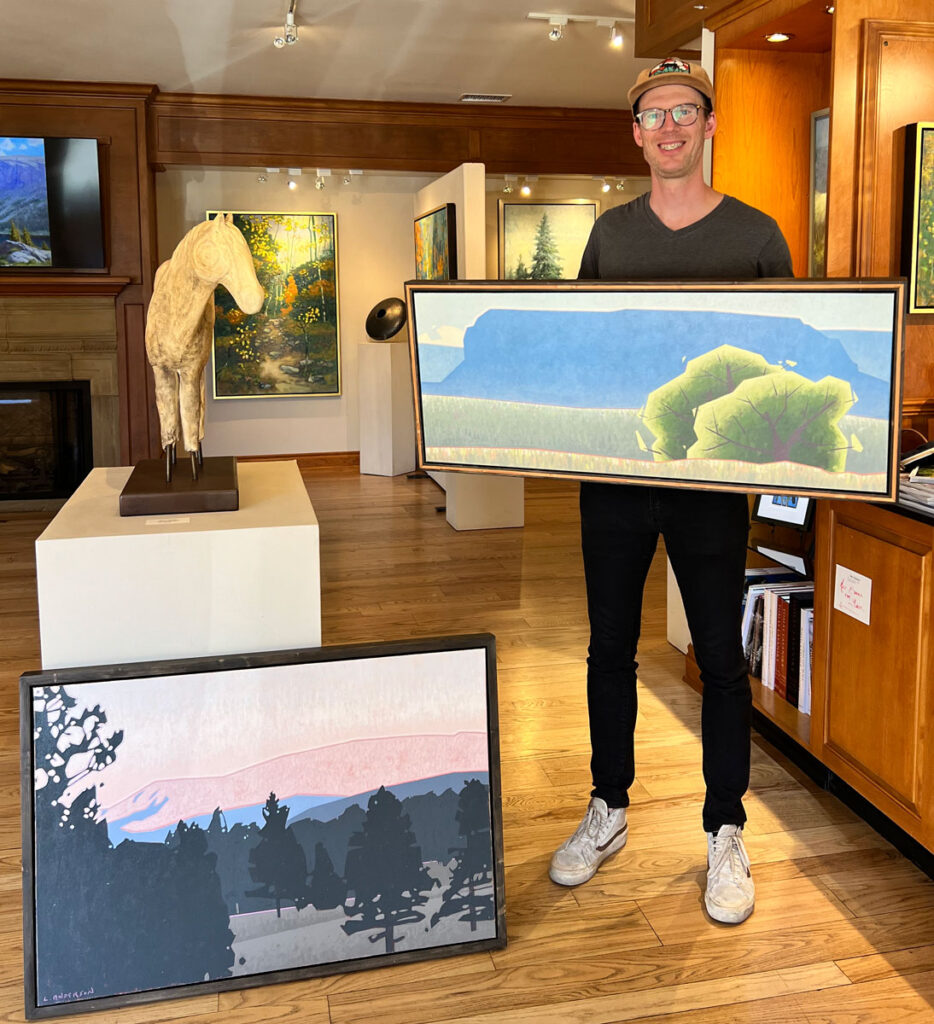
top-left (899, 442), bottom-right (934, 515)
top-left (741, 568), bottom-right (815, 715)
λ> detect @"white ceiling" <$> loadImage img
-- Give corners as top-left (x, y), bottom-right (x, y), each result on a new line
top-left (1, 0), bottom-right (663, 109)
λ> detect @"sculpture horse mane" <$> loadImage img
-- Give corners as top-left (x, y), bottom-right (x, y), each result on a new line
top-left (145, 212), bottom-right (264, 478)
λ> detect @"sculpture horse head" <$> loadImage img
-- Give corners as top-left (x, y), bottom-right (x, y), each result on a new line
top-left (190, 212), bottom-right (264, 313)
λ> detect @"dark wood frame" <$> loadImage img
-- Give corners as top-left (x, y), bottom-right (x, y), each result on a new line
top-left (414, 203), bottom-right (457, 281)
top-left (901, 122), bottom-right (934, 315)
top-left (405, 278), bottom-right (906, 500)
top-left (21, 634), bottom-right (505, 1020)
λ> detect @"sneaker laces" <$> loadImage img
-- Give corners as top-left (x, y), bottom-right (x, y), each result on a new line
top-left (575, 803), bottom-right (603, 843)
top-left (709, 828), bottom-right (750, 882)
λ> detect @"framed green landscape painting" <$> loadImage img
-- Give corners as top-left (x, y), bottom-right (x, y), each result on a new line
top-left (902, 123), bottom-right (934, 314)
top-left (406, 279), bottom-right (905, 501)
top-left (209, 211), bottom-right (341, 398)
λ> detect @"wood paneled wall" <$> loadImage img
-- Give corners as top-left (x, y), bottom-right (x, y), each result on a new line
top-left (711, 48), bottom-right (831, 276)
top-left (149, 94), bottom-right (645, 177)
top-left (826, 3), bottom-right (934, 419)
top-left (0, 80), bottom-right (161, 464)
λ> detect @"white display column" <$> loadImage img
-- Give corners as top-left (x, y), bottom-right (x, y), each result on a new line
top-left (36, 460), bottom-right (321, 669)
top-left (358, 341), bottom-right (416, 476)
top-left (437, 472), bottom-right (525, 531)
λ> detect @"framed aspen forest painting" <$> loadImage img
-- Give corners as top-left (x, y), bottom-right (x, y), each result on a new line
top-left (405, 279), bottom-right (905, 501)
top-left (21, 636), bottom-right (504, 1019)
top-left (209, 210), bottom-right (341, 398)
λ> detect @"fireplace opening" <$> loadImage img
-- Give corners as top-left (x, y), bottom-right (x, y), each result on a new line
top-left (0, 380), bottom-right (93, 500)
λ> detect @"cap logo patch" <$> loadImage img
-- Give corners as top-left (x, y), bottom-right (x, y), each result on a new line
top-left (648, 58), bottom-right (691, 78)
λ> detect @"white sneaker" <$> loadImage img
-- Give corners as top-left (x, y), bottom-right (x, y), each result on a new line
top-left (549, 797), bottom-right (628, 886)
top-left (705, 824), bottom-right (754, 924)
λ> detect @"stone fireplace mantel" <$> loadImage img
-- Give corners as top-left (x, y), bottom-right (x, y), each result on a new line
top-left (0, 294), bottom-right (123, 467)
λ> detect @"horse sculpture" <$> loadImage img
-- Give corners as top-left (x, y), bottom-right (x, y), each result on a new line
top-left (145, 212), bottom-right (264, 480)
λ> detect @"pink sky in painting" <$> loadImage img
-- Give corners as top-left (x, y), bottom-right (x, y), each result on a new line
top-left (59, 647), bottom-right (491, 812)
top-left (103, 731), bottom-right (488, 832)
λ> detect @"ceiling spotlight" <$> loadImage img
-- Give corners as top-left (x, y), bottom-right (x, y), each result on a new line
top-left (547, 16), bottom-right (567, 40)
top-left (274, 0), bottom-right (299, 47)
top-left (315, 176), bottom-right (325, 190)
top-left (288, 179), bottom-right (298, 190)
top-left (601, 179), bottom-right (611, 193)
top-left (824, 3), bottom-right (835, 11)
top-left (764, 31), bottom-right (794, 42)
top-left (616, 179), bottom-right (626, 191)
top-left (257, 174), bottom-right (267, 183)
top-left (609, 22), bottom-right (623, 48)
top-left (503, 174), bottom-right (518, 194)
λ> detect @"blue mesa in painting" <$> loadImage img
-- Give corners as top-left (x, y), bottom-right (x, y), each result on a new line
top-left (412, 289), bottom-right (899, 495)
top-left (0, 137), bottom-right (51, 266)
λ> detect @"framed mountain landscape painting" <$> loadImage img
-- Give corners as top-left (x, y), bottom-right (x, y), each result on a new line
top-left (405, 279), bottom-right (905, 501)
top-left (21, 635), bottom-right (504, 1018)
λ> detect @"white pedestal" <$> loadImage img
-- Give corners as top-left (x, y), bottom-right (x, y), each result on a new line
top-left (36, 460), bottom-right (320, 669)
top-left (358, 341), bottom-right (416, 476)
top-left (666, 557), bottom-right (692, 654)
top-left (436, 471), bottom-right (525, 531)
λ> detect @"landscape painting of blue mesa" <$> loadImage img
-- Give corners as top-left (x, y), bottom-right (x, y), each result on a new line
top-left (408, 284), bottom-right (903, 498)
top-left (0, 137), bottom-right (51, 266)
top-left (24, 643), bottom-right (500, 1015)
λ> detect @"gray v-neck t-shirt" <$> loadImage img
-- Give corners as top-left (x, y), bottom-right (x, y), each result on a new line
top-left (578, 193), bottom-right (793, 281)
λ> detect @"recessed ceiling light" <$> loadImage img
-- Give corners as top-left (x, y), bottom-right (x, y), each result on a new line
top-left (765, 31), bottom-right (794, 42)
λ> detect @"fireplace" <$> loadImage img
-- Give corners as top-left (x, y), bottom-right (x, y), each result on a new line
top-left (0, 380), bottom-right (93, 500)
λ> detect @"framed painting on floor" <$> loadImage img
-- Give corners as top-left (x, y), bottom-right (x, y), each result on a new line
top-left (405, 279), bottom-right (906, 501)
top-left (208, 210), bottom-right (341, 398)
top-left (21, 635), bottom-right (504, 1019)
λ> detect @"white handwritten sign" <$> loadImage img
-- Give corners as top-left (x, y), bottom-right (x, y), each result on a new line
top-left (833, 564), bottom-right (872, 625)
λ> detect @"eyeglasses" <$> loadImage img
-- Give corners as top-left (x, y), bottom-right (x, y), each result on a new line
top-left (634, 103), bottom-right (708, 131)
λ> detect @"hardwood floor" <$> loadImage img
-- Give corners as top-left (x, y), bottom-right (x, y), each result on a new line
top-left (3, 464), bottom-right (934, 1022)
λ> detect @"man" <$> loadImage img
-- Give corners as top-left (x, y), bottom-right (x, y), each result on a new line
top-left (548, 58), bottom-right (793, 925)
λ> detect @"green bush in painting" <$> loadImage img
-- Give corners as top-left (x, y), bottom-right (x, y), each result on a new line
top-left (689, 372), bottom-right (855, 471)
top-left (643, 344), bottom-right (859, 472)
top-left (642, 345), bottom-right (782, 460)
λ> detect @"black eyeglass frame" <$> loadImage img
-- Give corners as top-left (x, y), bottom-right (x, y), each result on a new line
top-left (634, 103), bottom-right (710, 130)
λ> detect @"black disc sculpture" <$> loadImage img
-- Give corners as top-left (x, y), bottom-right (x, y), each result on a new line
top-left (365, 297), bottom-right (407, 340)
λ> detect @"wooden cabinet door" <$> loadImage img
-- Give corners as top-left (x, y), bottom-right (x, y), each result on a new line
top-left (814, 502), bottom-right (934, 844)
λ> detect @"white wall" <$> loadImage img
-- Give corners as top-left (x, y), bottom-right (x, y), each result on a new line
top-left (155, 168), bottom-right (436, 457)
top-left (415, 163), bottom-right (487, 278)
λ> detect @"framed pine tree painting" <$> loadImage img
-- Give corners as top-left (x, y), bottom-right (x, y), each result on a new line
top-left (497, 199), bottom-right (598, 280)
top-left (21, 635), bottom-right (504, 1019)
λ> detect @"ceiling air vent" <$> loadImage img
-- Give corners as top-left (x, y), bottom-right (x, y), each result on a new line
top-left (459, 92), bottom-right (512, 103)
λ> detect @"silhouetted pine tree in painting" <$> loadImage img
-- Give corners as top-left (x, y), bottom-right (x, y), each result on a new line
top-left (247, 792), bottom-right (312, 916)
top-left (342, 786), bottom-right (435, 953)
top-left (432, 779), bottom-right (495, 931)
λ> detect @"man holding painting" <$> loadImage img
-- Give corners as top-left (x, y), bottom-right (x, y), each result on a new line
top-left (549, 58), bottom-right (793, 924)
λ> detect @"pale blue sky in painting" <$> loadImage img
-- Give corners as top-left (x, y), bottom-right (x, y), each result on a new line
top-left (0, 137), bottom-right (44, 158)
top-left (413, 288), bottom-right (898, 349)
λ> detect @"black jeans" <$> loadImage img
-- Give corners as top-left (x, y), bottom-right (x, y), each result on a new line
top-left (580, 481), bottom-right (752, 833)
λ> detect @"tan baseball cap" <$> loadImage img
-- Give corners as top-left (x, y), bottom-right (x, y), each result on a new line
top-left (628, 58), bottom-right (715, 112)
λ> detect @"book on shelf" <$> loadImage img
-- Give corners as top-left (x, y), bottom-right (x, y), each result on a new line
top-left (760, 582), bottom-right (814, 692)
top-left (785, 591), bottom-right (815, 708)
top-left (899, 440), bottom-right (934, 471)
top-left (799, 607), bottom-right (815, 715)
